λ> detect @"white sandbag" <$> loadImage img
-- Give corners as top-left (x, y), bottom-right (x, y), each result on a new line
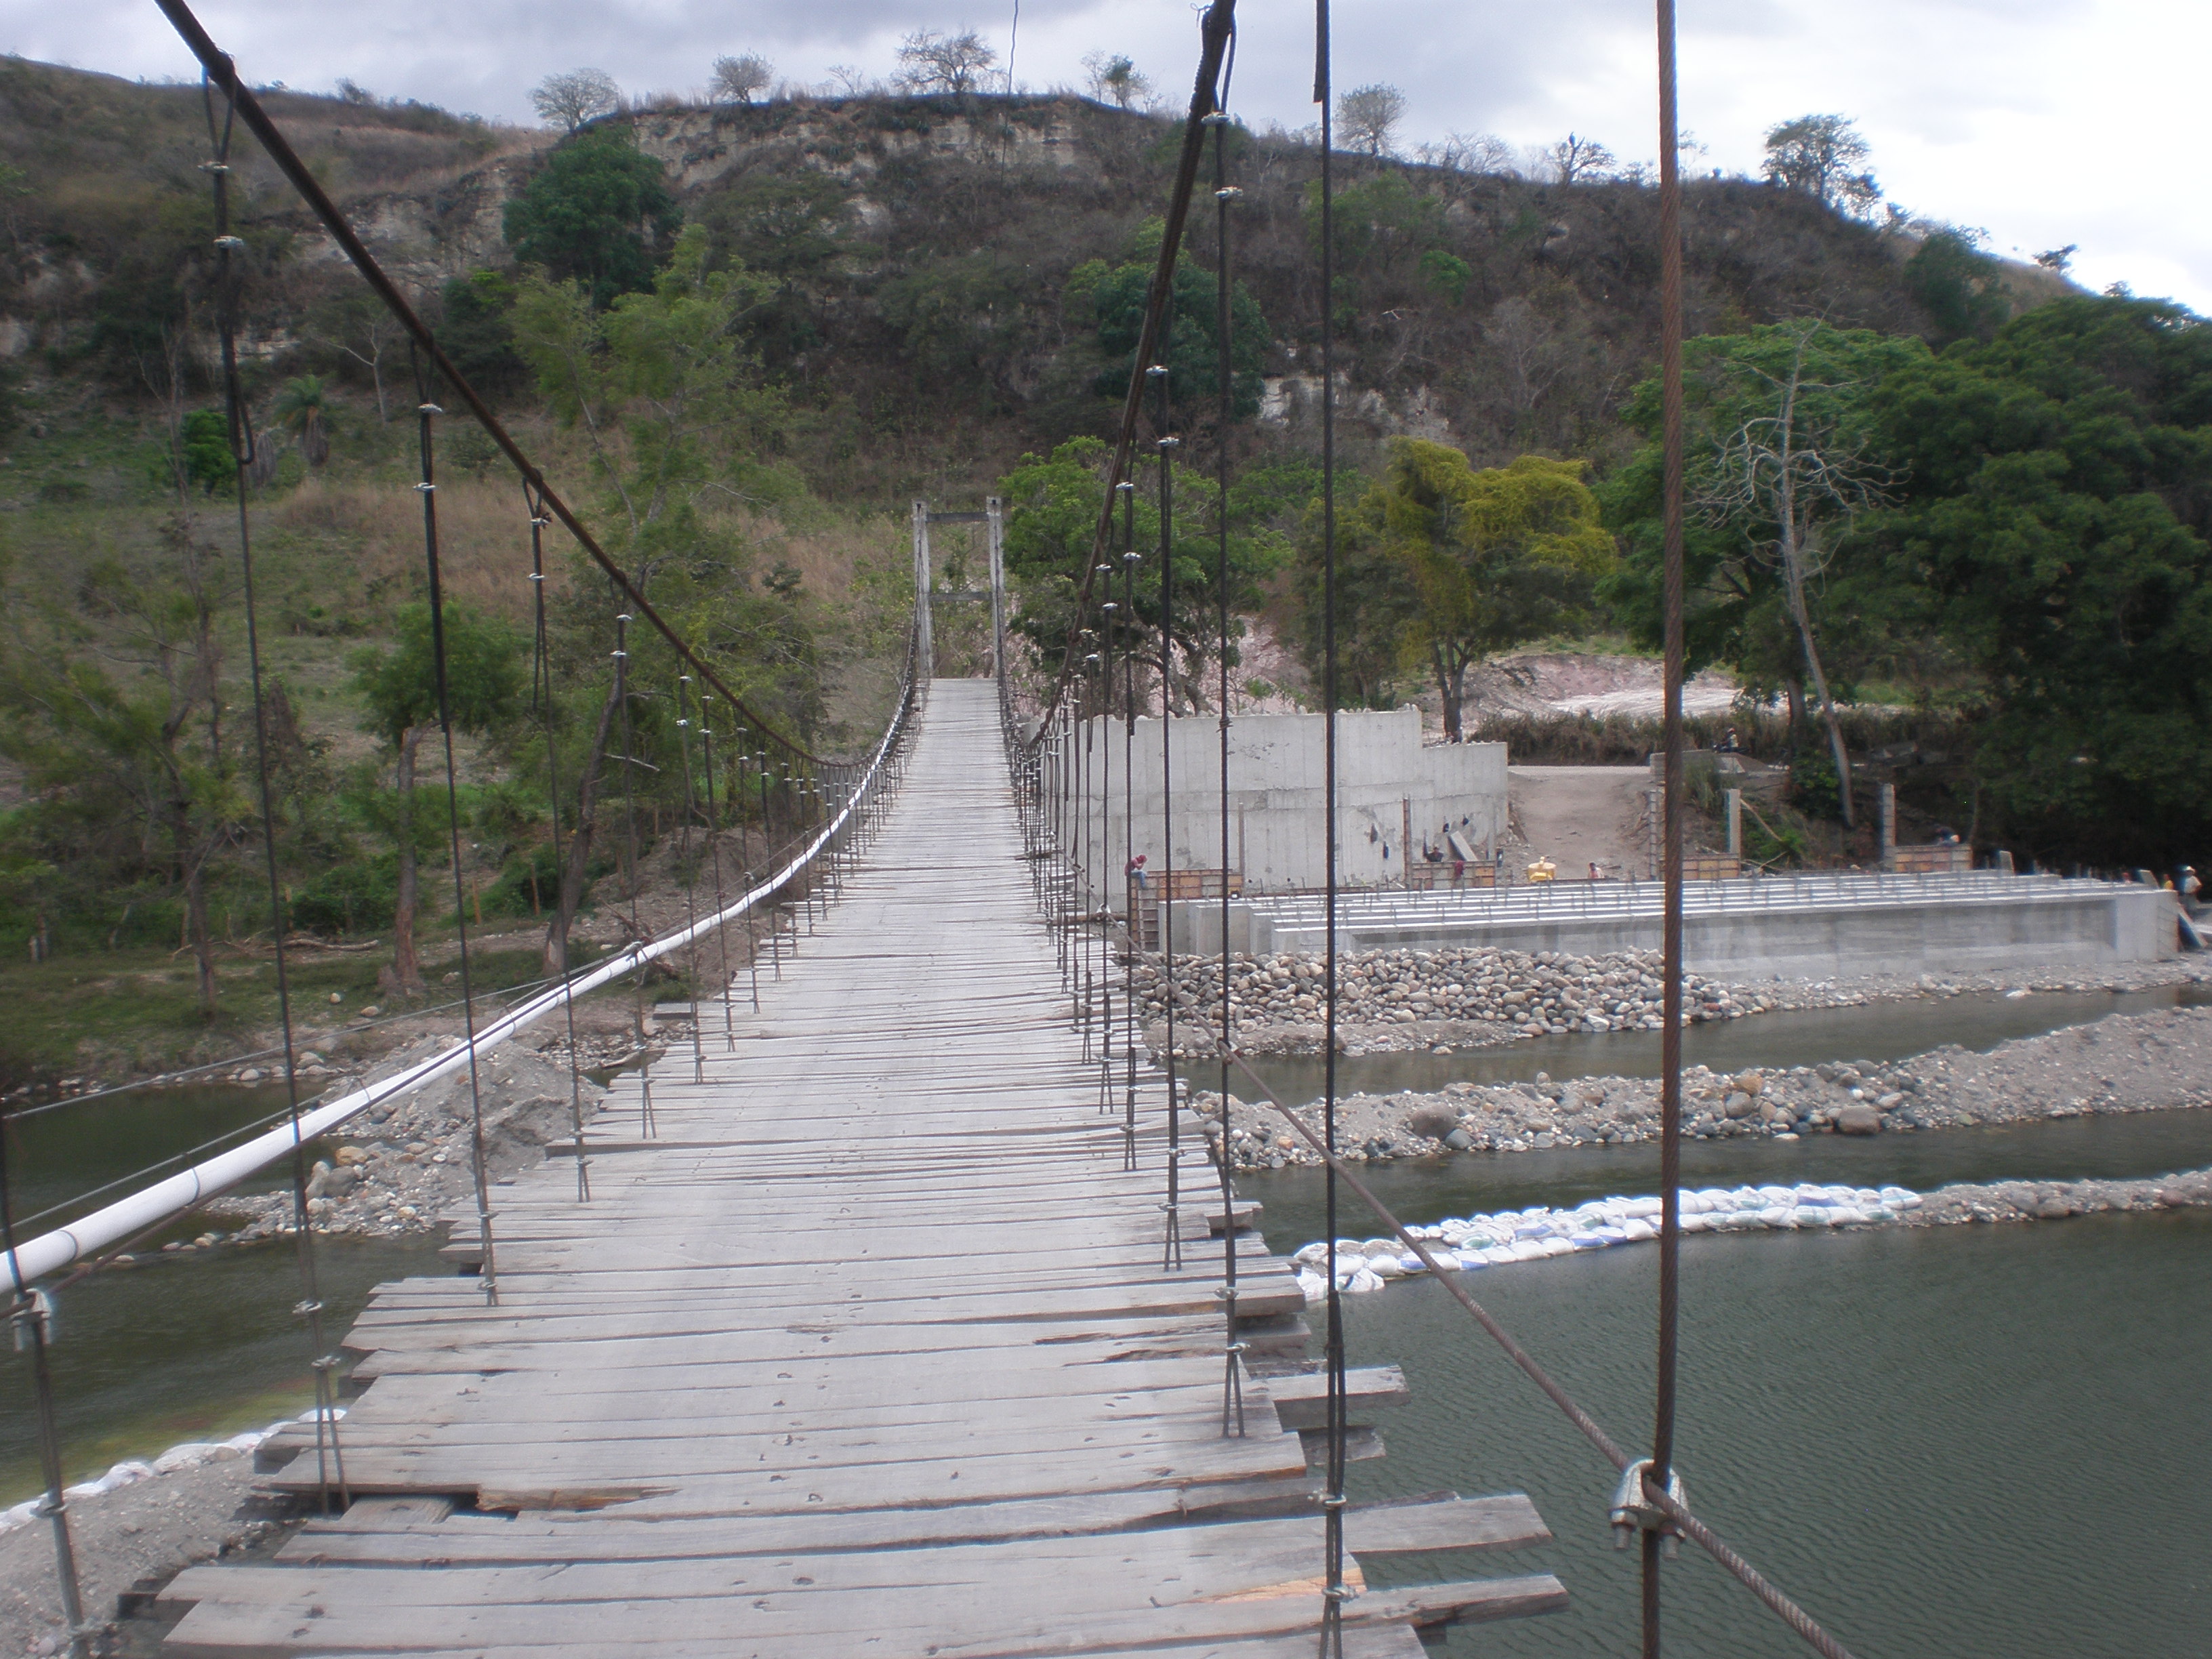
top-left (1370, 1257), bottom-right (1408, 1279)
top-left (1292, 1242), bottom-right (1330, 1267)
top-left (1296, 1270), bottom-right (1327, 1303)
top-left (152, 1442), bottom-right (226, 1475)
top-left (1760, 1206), bottom-right (1794, 1227)
top-left (1345, 1267), bottom-right (1386, 1294)
top-left (224, 1431), bottom-right (266, 1454)
top-left (1794, 1206), bottom-right (1834, 1227)
top-left (104, 1460), bottom-right (155, 1490)
top-left (1621, 1218), bottom-right (1656, 1244)
top-left (1538, 1237), bottom-right (1575, 1257)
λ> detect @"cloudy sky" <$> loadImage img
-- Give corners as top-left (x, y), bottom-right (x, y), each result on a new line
top-left (10, 0), bottom-right (2206, 312)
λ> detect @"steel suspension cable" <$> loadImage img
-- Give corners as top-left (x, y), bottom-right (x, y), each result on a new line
top-left (672, 676), bottom-right (709, 1084)
top-left (1152, 367), bottom-right (1185, 1274)
top-left (206, 73), bottom-right (350, 1512)
top-left (1208, 93), bottom-right (1245, 1438)
top-left (697, 699), bottom-right (739, 1049)
top-left (1120, 481), bottom-right (1141, 1172)
top-left (412, 370), bottom-right (499, 1305)
top-left (1649, 5), bottom-right (1693, 1653)
top-left (1313, 6), bottom-right (1347, 1650)
top-left (1222, 1051), bottom-right (1859, 1659)
top-left (525, 487), bottom-right (592, 1203)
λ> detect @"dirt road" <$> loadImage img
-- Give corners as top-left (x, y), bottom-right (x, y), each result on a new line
top-left (1507, 765), bottom-right (1652, 880)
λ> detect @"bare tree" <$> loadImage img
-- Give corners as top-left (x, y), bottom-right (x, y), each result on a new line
top-left (824, 64), bottom-right (874, 97)
top-left (1696, 323), bottom-right (1891, 828)
top-left (1336, 83), bottom-right (1407, 158)
top-left (1080, 50), bottom-right (1151, 110)
top-left (1545, 132), bottom-right (1616, 185)
top-left (1417, 130), bottom-right (1513, 175)
top-left (531, 68), bottom-right (621, 132)
top-left (1761, 114), bottom-right (1881, 217)
top-left (711, 54), bottom-right (773, 104)
top-left (312, 293), bottom-right (403, 422)
top-left (895, 30), bottom-right (997, 96)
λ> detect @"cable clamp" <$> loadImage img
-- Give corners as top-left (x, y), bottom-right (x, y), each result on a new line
top-left (1610, 1458), bottom-right (1687, 1557)
top-left (1215, 186), bottom-right (1244, 201)
top-left (418, 403), bottom-right (444, 415)
top-left (1200, 111), bottom-right (1233, 127)
top-left (292, 1298), bottom-right (324, 1319)
top-left (413, 481), bottom-right (435, 493)
top-left (9, 1288), bottom-right (54, 1349)
top-left (198, 161), bottom-right (232, 173)
top-left (527, 571), bottom-right (546, 582)
top-left (212, 234), bottom-right (246, 250)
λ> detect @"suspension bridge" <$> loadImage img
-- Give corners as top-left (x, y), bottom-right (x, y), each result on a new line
top-left (0, 1), bottom-right (1883, 1655)
top-left (148, 680), bottom-right (1564, 1658)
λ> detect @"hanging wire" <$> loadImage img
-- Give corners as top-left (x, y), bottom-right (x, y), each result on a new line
top-left (1151, 364), bottom-right (1185, 1275)
top-left (672, 675), bottom-right (708, 1086)
top-left (410, 356), bottom-right (499, 1304)
top-left (1313, 5), bottom-right (1348, 1650)
top-left (205, 68), bottom-right (350, 1514)
top-left (525, 486), bottom-right (592, 1203)
top-left (1650, 2), bottom-right (1694, 1652)
top-left (697, 697), bottom-right (740, 1051)
top-left (610, 611), bottom-right (657, 1137)
top-left (1120, 480), bottom-right (1140, 1172)
top-left (1206, 78), bottom-right (1246, 1437)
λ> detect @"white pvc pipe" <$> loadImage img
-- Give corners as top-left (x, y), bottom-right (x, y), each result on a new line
top-left (3, 680), bottom-right (913, 1288)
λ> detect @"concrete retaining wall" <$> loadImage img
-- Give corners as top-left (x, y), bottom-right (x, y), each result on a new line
top-left (1164, 874), bottom-right (2179, 978)
top-left (1054, 707), bottom-right (1507, 912)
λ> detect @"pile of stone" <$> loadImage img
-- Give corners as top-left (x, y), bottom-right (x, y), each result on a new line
top-left (201, 1041), bottom-right (610, 1242)
top-left (1191, 1006), bottom-right (2212, 1171)
top-left (1134, 946), bottom-right (1763, 1048)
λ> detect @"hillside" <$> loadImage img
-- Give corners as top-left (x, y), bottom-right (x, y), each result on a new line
top-left (0, 64), bottom-right (2055, 509)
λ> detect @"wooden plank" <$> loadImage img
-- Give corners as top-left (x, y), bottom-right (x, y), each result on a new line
top-left (1264, 1366), bottom-right (1410, 1430)
top-left (161, 683), bottom-right (1557, 1659)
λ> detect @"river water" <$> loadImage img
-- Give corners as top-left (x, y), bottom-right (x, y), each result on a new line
top-left (5, 993), bottom-right (2211, 1656)
top-left (1244, 1107), bottom-right (2212, 1657)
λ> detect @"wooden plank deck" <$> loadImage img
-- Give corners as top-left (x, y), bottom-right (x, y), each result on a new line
top-left (160, 680), bottom-right (1561, 1658)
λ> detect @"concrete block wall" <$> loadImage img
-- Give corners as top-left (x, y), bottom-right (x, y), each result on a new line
top-left (1052, 707), bottom-right (1508, 913)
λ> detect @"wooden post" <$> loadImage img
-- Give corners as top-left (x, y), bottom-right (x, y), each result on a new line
top-left (1401, 798), bottom-right (1412, 888)
top-left (1725, 788), bottom-right (1742, 859)
top-left (912, 501), bottom-right (933, 678)
top-left (987, 496), bottom-right (1006, 682)
top-left (1646, 789), bottom-right (1662, 880)
top-left (1878, 781), bottom-right (1896, 869)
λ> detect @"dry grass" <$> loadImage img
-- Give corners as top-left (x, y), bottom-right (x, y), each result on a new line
top-left (267, 474), bottom-right (548, 626)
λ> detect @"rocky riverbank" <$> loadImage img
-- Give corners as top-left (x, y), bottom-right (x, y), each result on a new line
top-left (1137, 945), bottom-right (2207, 1059)
top-left (187, 1040), bottom-right (621, 1246)
top-left (1195, 1004), bottom-right (2212, 1170)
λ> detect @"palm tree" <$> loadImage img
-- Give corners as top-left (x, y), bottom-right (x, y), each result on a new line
top-left (271, 375), bottom-right (331, 468)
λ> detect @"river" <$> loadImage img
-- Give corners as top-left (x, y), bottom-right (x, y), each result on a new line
top-left (1243, 1106), bottom-right (2212, 1657)
top-left (5, 994), bottom-right (2211, 1654)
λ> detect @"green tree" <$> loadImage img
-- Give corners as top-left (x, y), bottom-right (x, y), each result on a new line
top-left (1870, 295), bottom-right (2212, 865)
top-left (350, 604), bottom-right (524, 997)
top-left (270, 374), bottom-right (331, 468)
top-left (177, 409), bottom-right (234, 495)
top-left (1082, 52), bottom-right (1150, 109)
top-left (1354, 441), bottom-right (1614, 739)
top-left (512, 225), bottom-right (806, 970)
top-left (504, 128), bottom-right (683, 310)
top-left (1083, 258), bottom-right (1270, 422)
top-left (1761, 115), bottom-right (1880, 217)
top-left (1602, 323), bottom-right (1933, 792)
top-left (1904, 230), bottom-right (2011, 346)
top-left (0, 523), bottom-right (239, 1008)
top-left (436, 270), bottom-right (529, 400)
top-left (999, 437), bottom-right (1289, 712)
